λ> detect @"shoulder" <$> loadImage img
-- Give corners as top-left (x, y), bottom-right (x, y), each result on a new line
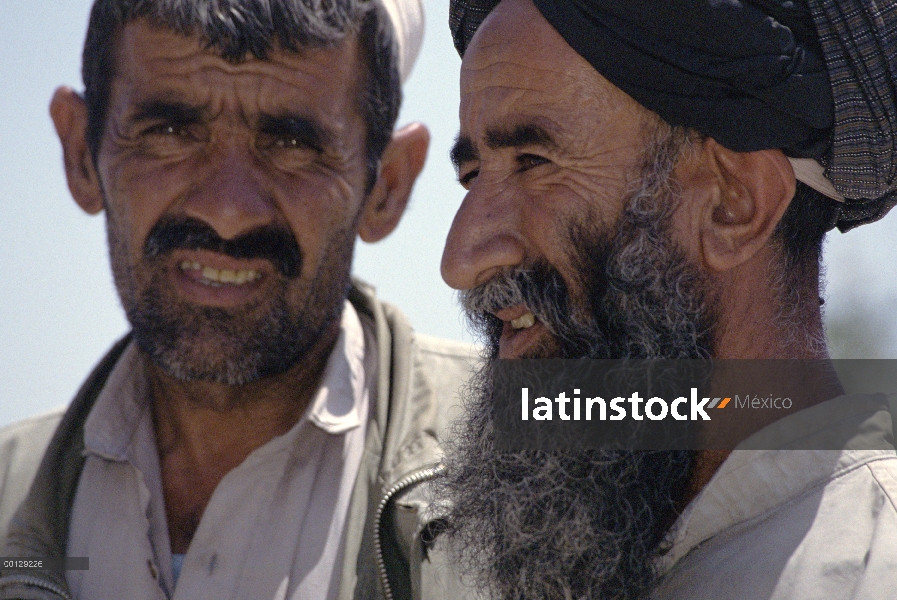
top-left (0, 409), bottom-right (63, 481)
top-left (0, 409), bottom-right (63, 539)
top-left (657, 452), bottom-right (897, 598)
top-left (411, 332), bottom-right (479, 381)
top-left (350, 279), bottom-right (480, 391)
top-left (778, 454), bottom-right (897, 595)
top-left (856, 453), bottom-right (897, 513)
top-left (0, 409), bottom-right (63, 445)
top-left (412, 332), bottom-right (477, 359)
top-left (353, 282), bottom-right (481, 464)
top-left (404, 332), bottom-right (479, 432)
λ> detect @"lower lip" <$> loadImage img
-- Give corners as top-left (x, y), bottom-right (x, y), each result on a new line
top-left (499, 320), bottom-right (549, 359)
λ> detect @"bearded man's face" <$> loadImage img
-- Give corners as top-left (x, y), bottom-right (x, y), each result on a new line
top-left (441, 127), bottom-right (713, 598)
top-left (439, 3), bottom-right (720, 595)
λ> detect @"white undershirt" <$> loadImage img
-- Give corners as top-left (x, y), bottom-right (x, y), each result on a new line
top-left (66, 301), bottom-right (374, 600)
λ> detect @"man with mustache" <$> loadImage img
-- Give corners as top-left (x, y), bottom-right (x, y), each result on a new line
top-left (438, 0), bottom-right (897, 598)
top-left (0, 1), bottom-right (474, 598)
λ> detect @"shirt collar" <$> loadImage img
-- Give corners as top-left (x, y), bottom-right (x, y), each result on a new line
top-left (82, 341), bottom-right (149, 462)
top-left (661, 393), bottom-right (895, 570)
top-left (83, 300), bottom-right (368, 461)
top-left (306, 301), bottom-right (367, 435)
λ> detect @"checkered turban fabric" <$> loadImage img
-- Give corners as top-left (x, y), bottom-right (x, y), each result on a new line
top-left (808, 1), bottom-right (897, 230)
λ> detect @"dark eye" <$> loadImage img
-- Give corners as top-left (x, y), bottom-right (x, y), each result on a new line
top-left (274, 137), bottom-right (305, 149)
top-left (517, 153), bottom-right (549, 172)
top-left (144, 123), bottom-right (193, 138)
top-left (259, 133), bottom-right (320, 173)
top-left (458, 167), bottom-right (480, 189)
top-left (259, 135), bottom-right (318, 152)
top-left (137, 121), bottom-right (206, 157)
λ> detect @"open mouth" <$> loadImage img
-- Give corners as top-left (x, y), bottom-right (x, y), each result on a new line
top-left (180, 259), bottom-right (263, 287)
top-left (496, 307), bottom-right (549, 359)
top-left (510, 312), bottom-right (536, 330)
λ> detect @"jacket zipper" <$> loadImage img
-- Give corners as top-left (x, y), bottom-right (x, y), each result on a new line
top-left (373, 464), bottom-right (446, 600)
top-left (0, 574), bottom-right (72, 600)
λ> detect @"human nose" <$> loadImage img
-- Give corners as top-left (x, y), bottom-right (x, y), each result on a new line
top-left (181, 144), bottom-right (276, 240)
top-left (440, 183), bottom-right (525, 290)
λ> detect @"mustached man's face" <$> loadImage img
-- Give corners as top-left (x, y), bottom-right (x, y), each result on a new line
top-left (439, 1), bottom-right (715, 598)
top-left (88, 21), bottom-right (373, 384)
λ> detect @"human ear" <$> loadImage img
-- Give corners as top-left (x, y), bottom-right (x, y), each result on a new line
top-left (687, 139), bottom-right (795, 272)
top-left (50, 86), bottom-right (104, 215)
top-left (357, 122), bottom-right (430, 243)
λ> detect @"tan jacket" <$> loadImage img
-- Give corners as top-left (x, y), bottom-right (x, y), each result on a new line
top-left (0, 282), bottom-right (477, 600)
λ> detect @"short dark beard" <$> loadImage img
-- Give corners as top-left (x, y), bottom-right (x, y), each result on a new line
top-left (441, 128), bottom-right (712, 599)
top-left (107, 213), bottom-right (354, 385)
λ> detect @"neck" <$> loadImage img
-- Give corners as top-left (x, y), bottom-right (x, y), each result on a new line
top-left (713, 247), bottom-right (829, 360)
top-left (681, 253), bottom-right (843, 505)
top-left (147, 317), bottom-right (341, 553)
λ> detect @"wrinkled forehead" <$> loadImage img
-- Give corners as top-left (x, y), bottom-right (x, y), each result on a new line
top-left (114, 18), bottom-right (357, 68)
top-left (100, 18), bottom-right (368, 144)
top-left (109, 19), bottom-right (363, 92)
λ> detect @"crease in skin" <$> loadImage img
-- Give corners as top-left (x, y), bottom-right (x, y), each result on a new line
top-left (460, 122), bottom-right (645, 208)
top-left (107, 29), bottom-right (365, 157)
top-left (108, 101), bottom-right (358, 168)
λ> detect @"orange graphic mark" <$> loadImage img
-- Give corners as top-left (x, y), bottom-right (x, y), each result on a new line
top-left (717, 397), bottom-right (731, 409)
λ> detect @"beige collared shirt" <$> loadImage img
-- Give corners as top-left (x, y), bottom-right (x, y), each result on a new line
top-left (654, 394), bottom-right (897, 599)
top-left (66, 301), bottom-right (375, 600)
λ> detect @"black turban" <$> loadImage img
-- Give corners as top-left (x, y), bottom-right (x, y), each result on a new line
top-left (449, 0), bottom-right (897, 232)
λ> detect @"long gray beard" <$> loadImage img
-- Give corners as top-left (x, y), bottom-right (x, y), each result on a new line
top-left (440, 131), bottom-right (712, 599)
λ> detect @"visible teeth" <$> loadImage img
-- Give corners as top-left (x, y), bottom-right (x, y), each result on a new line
top-left (510, 313), bottom-right (536, 330)
top-left (180, 260), bottom-right (261, 285)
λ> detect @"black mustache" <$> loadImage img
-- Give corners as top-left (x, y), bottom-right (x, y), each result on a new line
top-left (144, 216), bottom-right (302, 278)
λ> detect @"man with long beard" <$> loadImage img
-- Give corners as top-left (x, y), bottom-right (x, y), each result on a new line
top-left (0, 1), bottom-right (475, 599)
top-left (438, 0), bottom-right (897, 598)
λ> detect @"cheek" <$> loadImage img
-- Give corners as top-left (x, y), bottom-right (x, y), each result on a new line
top-left (100, 157), bottom-right (184, 256)
top-left (520, 182), bottom-right (615, 258)
top-left (279, 178), bottom-right (363, 261)
top-left (525, 155), bottom-right (636, 229)
top-left (524, 198), bottom-right (610, 298)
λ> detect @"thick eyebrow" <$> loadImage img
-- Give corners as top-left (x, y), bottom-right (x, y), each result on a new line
top-left (131, 100), bottom-right (204, 125)
top-left (450, 134), bottom-right (478, 169)
top-left (450, 123), bottom-right (558, 170)
top-left (485, 123), bottom-right (556, 151)
top-left (258, 114), bottom-right (327, 152)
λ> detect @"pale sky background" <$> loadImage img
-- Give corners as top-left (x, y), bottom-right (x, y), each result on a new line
top-left (2, 0), bottom-right (896, 427)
